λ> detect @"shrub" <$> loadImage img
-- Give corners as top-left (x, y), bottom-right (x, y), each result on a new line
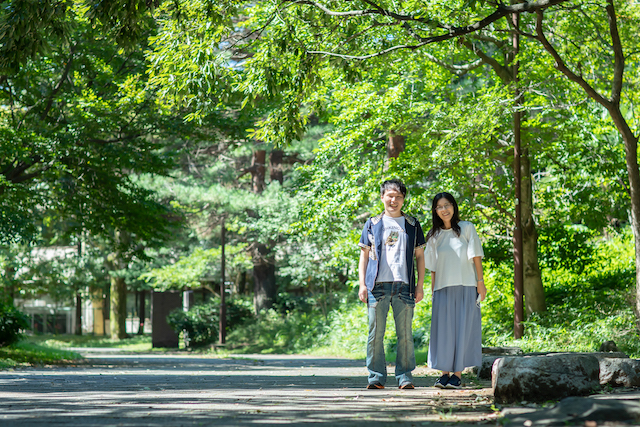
top-left (167, 298), bottom-right (253, 347)
top-left (0, 303), bottom-right (30, 347)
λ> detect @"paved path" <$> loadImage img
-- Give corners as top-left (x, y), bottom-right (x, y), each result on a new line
top-left (0, 350), bottom-right (496, 426)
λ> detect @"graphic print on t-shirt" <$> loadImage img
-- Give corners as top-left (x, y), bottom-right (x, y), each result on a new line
top-left (386, 231), bottom-right (399, 246)
top-left (376, 216), bottom-right (408, 284)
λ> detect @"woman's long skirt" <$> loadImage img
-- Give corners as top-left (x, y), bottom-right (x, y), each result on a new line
top-left (427, 285), bottom-right (482, 373)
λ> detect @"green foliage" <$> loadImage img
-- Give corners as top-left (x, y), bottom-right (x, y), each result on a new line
top-left (0, 303), bottom-right (30, 347)
top-left (537, 225), bottom-right (598, 274)
top-left (167, 298), bottom-right (253, 347)
top-left (484, 229), bottom-right (639, 357)
top-left (141, 245), bottom-right (251, 291)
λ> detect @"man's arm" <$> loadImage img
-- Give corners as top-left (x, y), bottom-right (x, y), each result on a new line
top-left (358, 248), bottom-right (369, 303)
top-left (414, 247), bottom-right (425, 303)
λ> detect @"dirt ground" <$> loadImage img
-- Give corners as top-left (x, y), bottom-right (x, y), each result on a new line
top-left (0, 350), bottom-right (499, 426)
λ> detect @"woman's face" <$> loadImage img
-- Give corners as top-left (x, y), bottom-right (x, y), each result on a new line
top-left (435, 197), bottom-right (454, 223)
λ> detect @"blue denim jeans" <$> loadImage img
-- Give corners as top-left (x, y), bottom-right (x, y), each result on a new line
top-left (366, 281), bottom-right (416, 386)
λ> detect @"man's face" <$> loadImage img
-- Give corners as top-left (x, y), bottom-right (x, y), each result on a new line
top-left (381, 188), bottom-right (404, 217)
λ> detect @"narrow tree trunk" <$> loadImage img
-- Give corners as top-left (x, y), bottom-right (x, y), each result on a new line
top-left (269, 150), bottom-right (284, 184)
top-left (235, 270), bottom-right (247, 295)
top-left (252, 243), bottom-right (276, 314)
top-left (108, 230), bottom-right (129, 339)
top-left (137, 290), bottom-right (145, 335)
top-left (521, 148), bottom-right (546, 315)
top-left (252, 150), bottom-right (266, 193)
top-left (385, 131), bottom-right (405, 171)
top-left (110, 275), bottom-right (127, 339)
top-left (387, 132), bottom-right (405, 159)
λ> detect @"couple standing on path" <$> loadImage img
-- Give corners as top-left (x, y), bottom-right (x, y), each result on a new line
top-left (358, 179), bottom-right (487, 390)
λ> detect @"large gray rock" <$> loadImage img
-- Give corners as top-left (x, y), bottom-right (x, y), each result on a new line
top-left (476, 347), bottom-right (524, 380)
top-left (600, 358), bottom-right (640, 387)
top-left (493, 353), bottom-right (600, 404)
top-left (501, 395), bottom-right (640, 426)
top-left (478, 351), bottom-right (628, 382)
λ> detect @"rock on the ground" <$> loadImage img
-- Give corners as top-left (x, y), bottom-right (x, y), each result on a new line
top-left (493, 353), bottom-right (600, 404)
top-left (501, 395), bottom-right (640, 426)
top-left (475, 347), bottom-right (524, 380)
top-left (600, 358), bottom-right (640, 387)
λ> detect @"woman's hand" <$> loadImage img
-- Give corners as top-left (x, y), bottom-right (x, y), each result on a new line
top-left (477, 280), bottom-right (487, 301)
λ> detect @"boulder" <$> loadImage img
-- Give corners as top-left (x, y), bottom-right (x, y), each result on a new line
top-left (476, 347), bottom-right (524, 380)
top-left (493, 353), bottom-right (600, 404)
top-left (478, 351), bottom-right (628, 382)
top-left (600, 358), bottom-right (640, 387)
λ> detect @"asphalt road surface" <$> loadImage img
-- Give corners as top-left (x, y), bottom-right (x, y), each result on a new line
top-left (0, 350), bottom-right (497, 426)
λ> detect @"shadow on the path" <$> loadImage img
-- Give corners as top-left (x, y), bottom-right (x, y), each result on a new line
top-left (0, 372), bottom-right (449, 391)
top-left (0, 356), bottom-right (495, 426)
top-left (0, 387), bottom-right (495, 427)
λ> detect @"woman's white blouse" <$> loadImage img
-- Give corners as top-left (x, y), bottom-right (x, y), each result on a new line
top-left (425, 221), bottom-right (484, 292)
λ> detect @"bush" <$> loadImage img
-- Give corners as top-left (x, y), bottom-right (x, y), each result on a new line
top-left (167, 298), bottom-right (253, 347)
top-left (0, 303), bottom-right (30, 347)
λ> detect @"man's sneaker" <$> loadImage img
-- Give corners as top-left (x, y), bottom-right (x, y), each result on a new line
top-left (366, 382), bottom-right (385, 389)
top-left (434, 374), bottom-right (450, 389)
top-left (445, 374), bottom-right (461, 389)
top-left (399, 382), bottom-right (415, 389)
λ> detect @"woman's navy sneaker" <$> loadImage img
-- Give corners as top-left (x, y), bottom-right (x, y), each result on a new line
top-left (434, 374), bottom-right (450, 389)
top-left (445, 374), bottom-right (461, 389)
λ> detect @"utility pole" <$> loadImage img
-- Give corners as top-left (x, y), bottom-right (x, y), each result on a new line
top-left (512, 10), bottom-right (524, 339)
top-left (219, 218), bottom-right (227, 344)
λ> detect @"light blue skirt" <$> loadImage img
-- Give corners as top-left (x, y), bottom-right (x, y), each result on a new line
top-left (427, 285), bottom-right (482, 373)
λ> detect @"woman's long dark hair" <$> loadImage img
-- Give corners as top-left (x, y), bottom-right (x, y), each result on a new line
top-left (426, 192), bottom-right (461, 241)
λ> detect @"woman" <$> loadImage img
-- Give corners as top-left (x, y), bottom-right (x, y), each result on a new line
top-left (425, 192), bottom-right (486, 389)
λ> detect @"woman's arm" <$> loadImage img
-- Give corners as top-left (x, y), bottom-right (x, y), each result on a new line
top-left (473, 256), bottom-right (487, 301)
top-left (430, 271), bottom-right (436, 297)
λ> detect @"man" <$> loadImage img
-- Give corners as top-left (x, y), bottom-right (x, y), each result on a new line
top-left (358, 179), bottom-right (426, 389)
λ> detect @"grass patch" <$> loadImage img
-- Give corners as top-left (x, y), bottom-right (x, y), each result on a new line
top-left (0, 341), bottom-right (81, 368)
top-left (27, 334), bottom-right (153, 352)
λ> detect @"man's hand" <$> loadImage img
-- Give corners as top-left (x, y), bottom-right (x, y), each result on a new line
top-left (359, 285), bottom-right (368, 303)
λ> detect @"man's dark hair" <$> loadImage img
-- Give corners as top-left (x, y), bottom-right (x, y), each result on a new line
top-left (380, 179), bottom-right (407, 197)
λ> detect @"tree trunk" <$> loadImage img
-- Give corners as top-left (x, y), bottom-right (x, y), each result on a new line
top-left (385, 131), bottom-right (405, 171)
top-left (110, 275), bottom-right (127, 339)
top-left (137, 290), bottom-right (146, 335)
top-left (235, 270), bottom-right (247, 295)
top-left (252, 243), bottom-right (276, 314)
top-left (387, 132), bottom-right (405, 159)
top-left (608, 110), bottom-right (640, 324)
top-left (269, 150), bottom-right (284, 184)
top-left (108, 229), bottom-right (129, 340)
top-left (521, 148), bottom-right (546, 315)
top-left (252, 150), bottom-right (266, 193)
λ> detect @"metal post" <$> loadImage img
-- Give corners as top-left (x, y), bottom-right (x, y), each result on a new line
top-left (512, 11), bottom-right (524, 339)
top-left (219, 218), bottom-right (227, 344)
